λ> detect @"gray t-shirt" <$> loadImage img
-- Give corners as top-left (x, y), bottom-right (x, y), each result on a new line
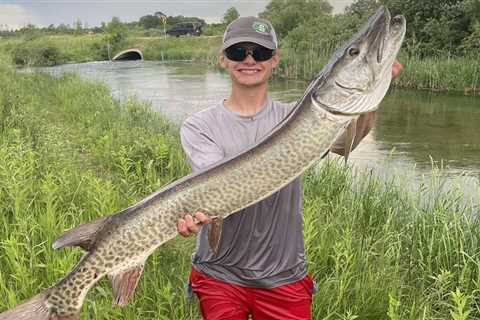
top-left (180, 98), bottom-right (306, 289)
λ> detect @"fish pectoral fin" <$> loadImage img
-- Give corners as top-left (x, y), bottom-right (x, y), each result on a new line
top-left (343, 119), bottom-right (357, 163)
top-left (52, 216), bottom-right (110, 251)
top-left (108, 265), bottom-right (145, 307)
top-left (208, 217), bottom-right (223, 255)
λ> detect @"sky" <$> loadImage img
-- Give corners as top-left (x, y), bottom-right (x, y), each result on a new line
top-left (0, 0), bottom-right (354, 30)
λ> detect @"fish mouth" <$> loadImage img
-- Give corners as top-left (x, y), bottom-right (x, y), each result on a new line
top-left (365, 6), bottom-right (390, 64)
top-left (368, 8), bottom-right (406, 64)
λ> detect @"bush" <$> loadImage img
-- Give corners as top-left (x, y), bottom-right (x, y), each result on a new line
top-left (12, 41), bottom-right (64, 66)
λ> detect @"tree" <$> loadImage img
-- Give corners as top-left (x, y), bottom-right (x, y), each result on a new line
top-left (139, 15), bottom-right (161, 29)
top-left (382, 0), bottom-right (472, 56)
top-left (259, 0), bottom-right (332, 39)
top-left (104, 17), bottom-right (128, 46)
top-left (344, 0), bottom-right (381, 22)
top-left (223, 7), bottom-right (240, 25)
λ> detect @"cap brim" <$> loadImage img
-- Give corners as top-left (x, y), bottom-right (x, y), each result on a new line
top-left (222, 37), bottom-right (277, 51)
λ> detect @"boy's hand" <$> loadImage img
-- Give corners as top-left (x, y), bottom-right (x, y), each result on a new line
top-left (178, 212), bottom-right (211, 237)
top-left (392, 60), bottom-right (403, 80)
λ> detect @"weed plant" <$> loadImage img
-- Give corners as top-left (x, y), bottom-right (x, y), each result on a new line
top-left (0, 52), bottom-right (479, 319)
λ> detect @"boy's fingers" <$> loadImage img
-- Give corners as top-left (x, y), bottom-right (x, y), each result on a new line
top-left (195, 211), bottom-right (211, 224)
top-left (177, 218), bottom-right (190, 237)
top-left (392, 60), bottom-right (403, 80)
top-left (177, 212), bottom-right (211, 237)
top-left (185, 214), bottom-right (201, 233)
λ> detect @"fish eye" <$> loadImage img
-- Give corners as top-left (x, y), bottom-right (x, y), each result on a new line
top-left (392, 16), bottom-right (403, 25)
top-left (348, 47), bottom-right (360, 57)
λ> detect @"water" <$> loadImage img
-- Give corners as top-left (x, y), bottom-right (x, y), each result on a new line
top-left (37, 60), bottom-right (479, 202)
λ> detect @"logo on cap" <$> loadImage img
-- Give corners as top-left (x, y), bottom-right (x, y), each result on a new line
top-left (252, 21), bottom-right (269, 34)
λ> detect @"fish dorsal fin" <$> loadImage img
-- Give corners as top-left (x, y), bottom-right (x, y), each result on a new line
top-left (108, 265), bottom-right (145, 307)
top-left (52, 216), bottom-right (109, 251)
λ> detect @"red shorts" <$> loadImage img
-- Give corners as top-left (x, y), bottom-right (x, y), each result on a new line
top-left (189, 267), bottom-right (314, 320)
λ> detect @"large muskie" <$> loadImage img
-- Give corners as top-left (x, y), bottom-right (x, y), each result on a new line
top-left (0, 6), bottom-right (405, 320)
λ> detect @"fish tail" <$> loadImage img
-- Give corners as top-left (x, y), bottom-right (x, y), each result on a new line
top-left (0, 291), bottom-right (68, 320)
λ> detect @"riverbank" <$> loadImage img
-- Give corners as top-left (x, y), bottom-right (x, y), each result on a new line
top-left (1, 34), bottom-right (479, 94)
top-left (0, 54), bottom-right (479, 318)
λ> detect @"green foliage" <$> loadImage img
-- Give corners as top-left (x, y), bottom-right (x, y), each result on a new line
top-left (344, 0), bottom-right (381, 20)
top-left (104, 16), bottom-right (128, 46)
top-left (222, 7), bottom-right (240, 25)
top-left (448, 289), bottom-right (473, 320)
top-left (202, 23), bottom-right (225, 36)
top-left (259, 0), bottom-right (333, 39)
top-left (461, 21), bottom-right (480, 53)
top-left (2, 35), bottom-right (107, 66)
top-left (138, 36), bottom-right (221, 63)
top-left (303, 161), bottom-right (480, 319)
top-left (139, 15), bottom-right (162, 29)
top-left (383, 0), bottom-right (473, 56)
top-left (0, 62), bottom-right (193, 318)
top-left (11, 41), bottom-right (64, 66)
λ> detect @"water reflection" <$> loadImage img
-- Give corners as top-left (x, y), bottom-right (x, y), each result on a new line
top-left (376, 89), bottom-right (480, 173)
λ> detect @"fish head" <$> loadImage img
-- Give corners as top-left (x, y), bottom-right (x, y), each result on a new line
top-left (312, 6), bottom-right (406, 115)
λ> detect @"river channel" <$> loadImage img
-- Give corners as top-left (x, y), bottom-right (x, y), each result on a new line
top-left (38, 60), bottom-right (479, 201)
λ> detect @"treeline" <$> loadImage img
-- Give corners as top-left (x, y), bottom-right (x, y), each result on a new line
top-left (262, 0), bottom-right (480, 58)
top-left (0, 6), bottom-right (240, 38)
top-left (3, 0), bottom-right (479, 58)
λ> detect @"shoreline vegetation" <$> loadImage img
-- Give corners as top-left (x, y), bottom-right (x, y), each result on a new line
top-left (0, 34), bottom-right (479, 95)
top-left (1, 47), bottom-right (480, 318)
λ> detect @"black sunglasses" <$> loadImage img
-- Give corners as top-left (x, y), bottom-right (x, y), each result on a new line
top-left (224, 44), bottom-right (275, 62)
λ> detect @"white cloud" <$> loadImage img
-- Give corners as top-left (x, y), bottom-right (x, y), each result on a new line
top-left (0, 4), bottom-right (39, 30)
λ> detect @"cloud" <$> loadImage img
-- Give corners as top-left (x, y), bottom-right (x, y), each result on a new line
top-left (0, 1), bottom-right (353, 29)
top-left (0, 4), bottom-right (39, 30)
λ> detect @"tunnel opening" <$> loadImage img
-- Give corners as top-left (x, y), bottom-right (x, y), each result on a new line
top-left (112, 49), bottom-right (143, 61)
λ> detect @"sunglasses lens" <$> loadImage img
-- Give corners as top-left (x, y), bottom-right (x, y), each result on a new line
top-left (224, 46), bottom-right (247, 61)
top-left (252, 47), bottom-right (274, 61)
top-left (224, 45), bottom-right (274, 62)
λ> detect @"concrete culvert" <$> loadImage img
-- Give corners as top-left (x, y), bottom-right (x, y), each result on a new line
top-left (112, 49), bottom-right (143, 61)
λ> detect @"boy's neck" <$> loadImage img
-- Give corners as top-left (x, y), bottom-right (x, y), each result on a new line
top-left (224, 84), bottom-right (269, 117)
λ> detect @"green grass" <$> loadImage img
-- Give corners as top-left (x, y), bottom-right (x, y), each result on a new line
top-left (0, 50), bottom-right (479, 319)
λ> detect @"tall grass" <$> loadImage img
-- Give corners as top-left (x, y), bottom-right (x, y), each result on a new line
top-left (1, 50), bottom-right (479, 319)
top-left (275, 41), bottom-right (480, 94)
top-left (0, 34), bottom-right (221, 67)
top-left (395, 54), bottom-right (480, 94)
top-left (0, 58), bottom-right (196, 318)
top-left (305, 163), bottom-right (479, 319)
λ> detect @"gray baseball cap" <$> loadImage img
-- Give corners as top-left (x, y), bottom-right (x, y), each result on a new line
top-left (222, 17), bottom-right (278, 51)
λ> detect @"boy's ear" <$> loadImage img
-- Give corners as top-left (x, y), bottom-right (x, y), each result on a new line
top-left (219, 54), bottom-right (227, 68)
top-left (271, 49), bottom-right (280, 68)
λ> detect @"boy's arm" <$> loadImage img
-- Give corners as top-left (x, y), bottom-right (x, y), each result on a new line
top-left (178, 117), bottom-right (224, 236)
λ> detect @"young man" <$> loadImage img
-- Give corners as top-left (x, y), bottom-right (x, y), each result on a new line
top-left (178, 17), bottom-right (402, 320)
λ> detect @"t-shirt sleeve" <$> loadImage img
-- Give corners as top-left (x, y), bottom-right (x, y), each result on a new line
top-left (180, 116), bottom-right (224, 172)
